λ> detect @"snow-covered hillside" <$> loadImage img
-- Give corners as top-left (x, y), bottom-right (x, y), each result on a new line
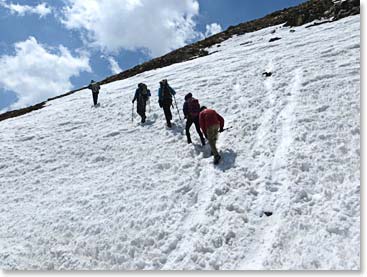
top-left (0, 15), bottom-right (360, 270)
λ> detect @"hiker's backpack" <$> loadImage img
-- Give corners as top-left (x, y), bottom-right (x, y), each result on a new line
top-left (187, 98), bottom-right (200, 117)
top-left (162, 84), bottom-right (172, 100)
top-left (139, 85), bottom-right (149, 102)
top-left (90, 83), bottom-right (100, 94)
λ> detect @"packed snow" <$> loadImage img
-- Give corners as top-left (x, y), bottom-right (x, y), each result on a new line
top-left (0, 15), bottom-right (360, 270)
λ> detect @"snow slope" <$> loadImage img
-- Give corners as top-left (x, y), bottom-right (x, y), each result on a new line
top-left (0, 15), bottom-right (360, 270)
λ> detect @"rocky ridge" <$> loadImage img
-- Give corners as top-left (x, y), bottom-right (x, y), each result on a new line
top-left (0, 0), bottom-right (359, 122)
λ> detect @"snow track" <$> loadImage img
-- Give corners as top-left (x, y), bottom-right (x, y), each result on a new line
top-left (0, 15), bottom-right (360, 270)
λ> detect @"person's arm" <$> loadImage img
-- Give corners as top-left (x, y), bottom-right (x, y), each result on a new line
top-left (199, 113), bottom-right (207, 137)
top-left (169, 86), bottom-right (176, 96)
top-left (158, 88), bottom-right (162, 107)
top-left (158, 88), bottom-right (162, 101)
top-left (132, 90), bottom-right (138, 103)
top-left (183, 102), bottom-right (188, 118)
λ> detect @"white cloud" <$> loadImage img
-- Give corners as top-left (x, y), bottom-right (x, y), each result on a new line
top-left (107, 57), bottom-right (122, 74)
top-left (205, 23), bottom-right (223, 37)
top-left (0, 1), bottom-right (52, 17)
top-left (61, 0), bottom-right (201, 57)
top-left (0, 37), bottom-right (91, 110)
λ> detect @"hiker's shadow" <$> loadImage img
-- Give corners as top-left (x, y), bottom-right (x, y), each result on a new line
top-left (170, 123), bottom-right (185, 136)
top-left (192, 143), bottom-right (208, 157)
top-left (193, 145), bottom-right (237, 171)
top-left (217, 149), bottom-right (237, 171)
top-left (143, 119), bottom-right (156, 126)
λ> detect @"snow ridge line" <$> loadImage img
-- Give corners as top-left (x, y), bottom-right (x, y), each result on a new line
top-left (270, 68), bottom-right (302, 209)
top-left (241, 68), bottom-right (302, 269)
top-left (261, 68), bottom-right (302, 268)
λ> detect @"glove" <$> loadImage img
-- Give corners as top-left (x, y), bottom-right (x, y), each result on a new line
top-left (219, 128), bottom-right (224, 133)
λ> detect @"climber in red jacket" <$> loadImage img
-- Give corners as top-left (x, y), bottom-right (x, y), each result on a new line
top-left (199, 106), bottom-right (225, 164)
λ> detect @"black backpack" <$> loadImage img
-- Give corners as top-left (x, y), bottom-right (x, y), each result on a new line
top-left (162, 84), bottom-right (172, 100)
top-left (187, 98), bottom-right (200, 117)
top-left (139, 85), bottom-right (149, 102)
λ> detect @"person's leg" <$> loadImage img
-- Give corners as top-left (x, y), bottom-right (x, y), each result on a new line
top-left (167, 99), bottom-right (173, 121)
top-left (185, 117), bottom-right (193, 143)
top-left (137, 103), bottom-right (146, 123)
top-left (163, 104), bottom-right (171, 127)
top-left (167, 107), bottom-right (172, 121)
top-left (138, 111), bottom-right (145, 123)
top-left (193, 116), bottom-right (205, 145)
top-left (207, 125), bottom-right (219, 157)
top-left (93, 92), bottom-right (98, 106)
top-left (142, 102), bottom-right (146, 121)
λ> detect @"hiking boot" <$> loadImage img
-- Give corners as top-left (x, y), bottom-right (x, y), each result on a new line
top-left (141, 117), bottom-right (146, 123)
top-left (214, 155), bottom-right (221, 165)
top-left (167, 122), bottom-right (172, 128)
top-left (187, 139), bottom-right (192, 144)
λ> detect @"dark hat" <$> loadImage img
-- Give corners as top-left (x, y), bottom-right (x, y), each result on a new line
top-left (184, 93), bottom-right (192, 101)
top-left (200, 106), bottom-right (207, 112)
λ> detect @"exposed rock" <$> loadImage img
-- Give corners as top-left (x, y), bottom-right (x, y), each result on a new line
top-left (0, 102), bottom-right (46, 122)
top-left (262, 72), bottom-right (273, 77)
top-left (330, 0), bottom-right (360, 21)
top-left (269, 37), bottom-right (282, 42)
top-left (305, 20), bottom-right (333, 28)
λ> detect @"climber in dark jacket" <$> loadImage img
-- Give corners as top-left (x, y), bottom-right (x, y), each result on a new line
top-left (132, 83), bottom-right (151, 123)
top-left (88, 80), bottom-right (101, 106)
top-left (183, 93), bottom-right (205, 145)
top-left (158, 79), bottom-right (176, 128)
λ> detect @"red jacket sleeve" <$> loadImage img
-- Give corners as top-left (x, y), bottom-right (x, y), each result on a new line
top-left (217, 113), bottom-right (224, 129)
top-left (199, 112), bottom-right (207, 135)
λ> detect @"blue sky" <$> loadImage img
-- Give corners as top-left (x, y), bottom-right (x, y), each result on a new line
top-left (0, 0), bottom-right (306, 112)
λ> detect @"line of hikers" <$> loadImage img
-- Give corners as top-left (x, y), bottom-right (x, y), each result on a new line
top-left (88, 79), bottom-right (225, 164)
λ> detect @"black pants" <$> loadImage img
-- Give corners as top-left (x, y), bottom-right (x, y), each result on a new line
top-left (162, 103), bottom-right (172, 125)
top-left (186, 116), bottom-right (205, 144)
top-left (137, 101), bottom-right (147, 122)
top-left (92, 92), bottom-right (99, 106)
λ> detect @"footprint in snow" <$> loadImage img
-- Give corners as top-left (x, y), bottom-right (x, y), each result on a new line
top-left (105, 131), bottom-right (121, 138)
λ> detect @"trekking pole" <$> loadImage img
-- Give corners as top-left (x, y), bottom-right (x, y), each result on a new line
top-left (173, 94), bottom-right (182, 122)
top-left (222, 126), bottom-right (233, 132)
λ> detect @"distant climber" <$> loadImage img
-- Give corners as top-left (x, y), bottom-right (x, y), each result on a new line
top-left (183, 93), bottom-right (205, 145)
top-left (199, 106), bottom-right (225, 165)
top-left (158, 79), bottom-right (176, 128)
top-left (88, 80), bottom-right (101, 106)
top-left (132, 83), bottom-right (151, 123)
